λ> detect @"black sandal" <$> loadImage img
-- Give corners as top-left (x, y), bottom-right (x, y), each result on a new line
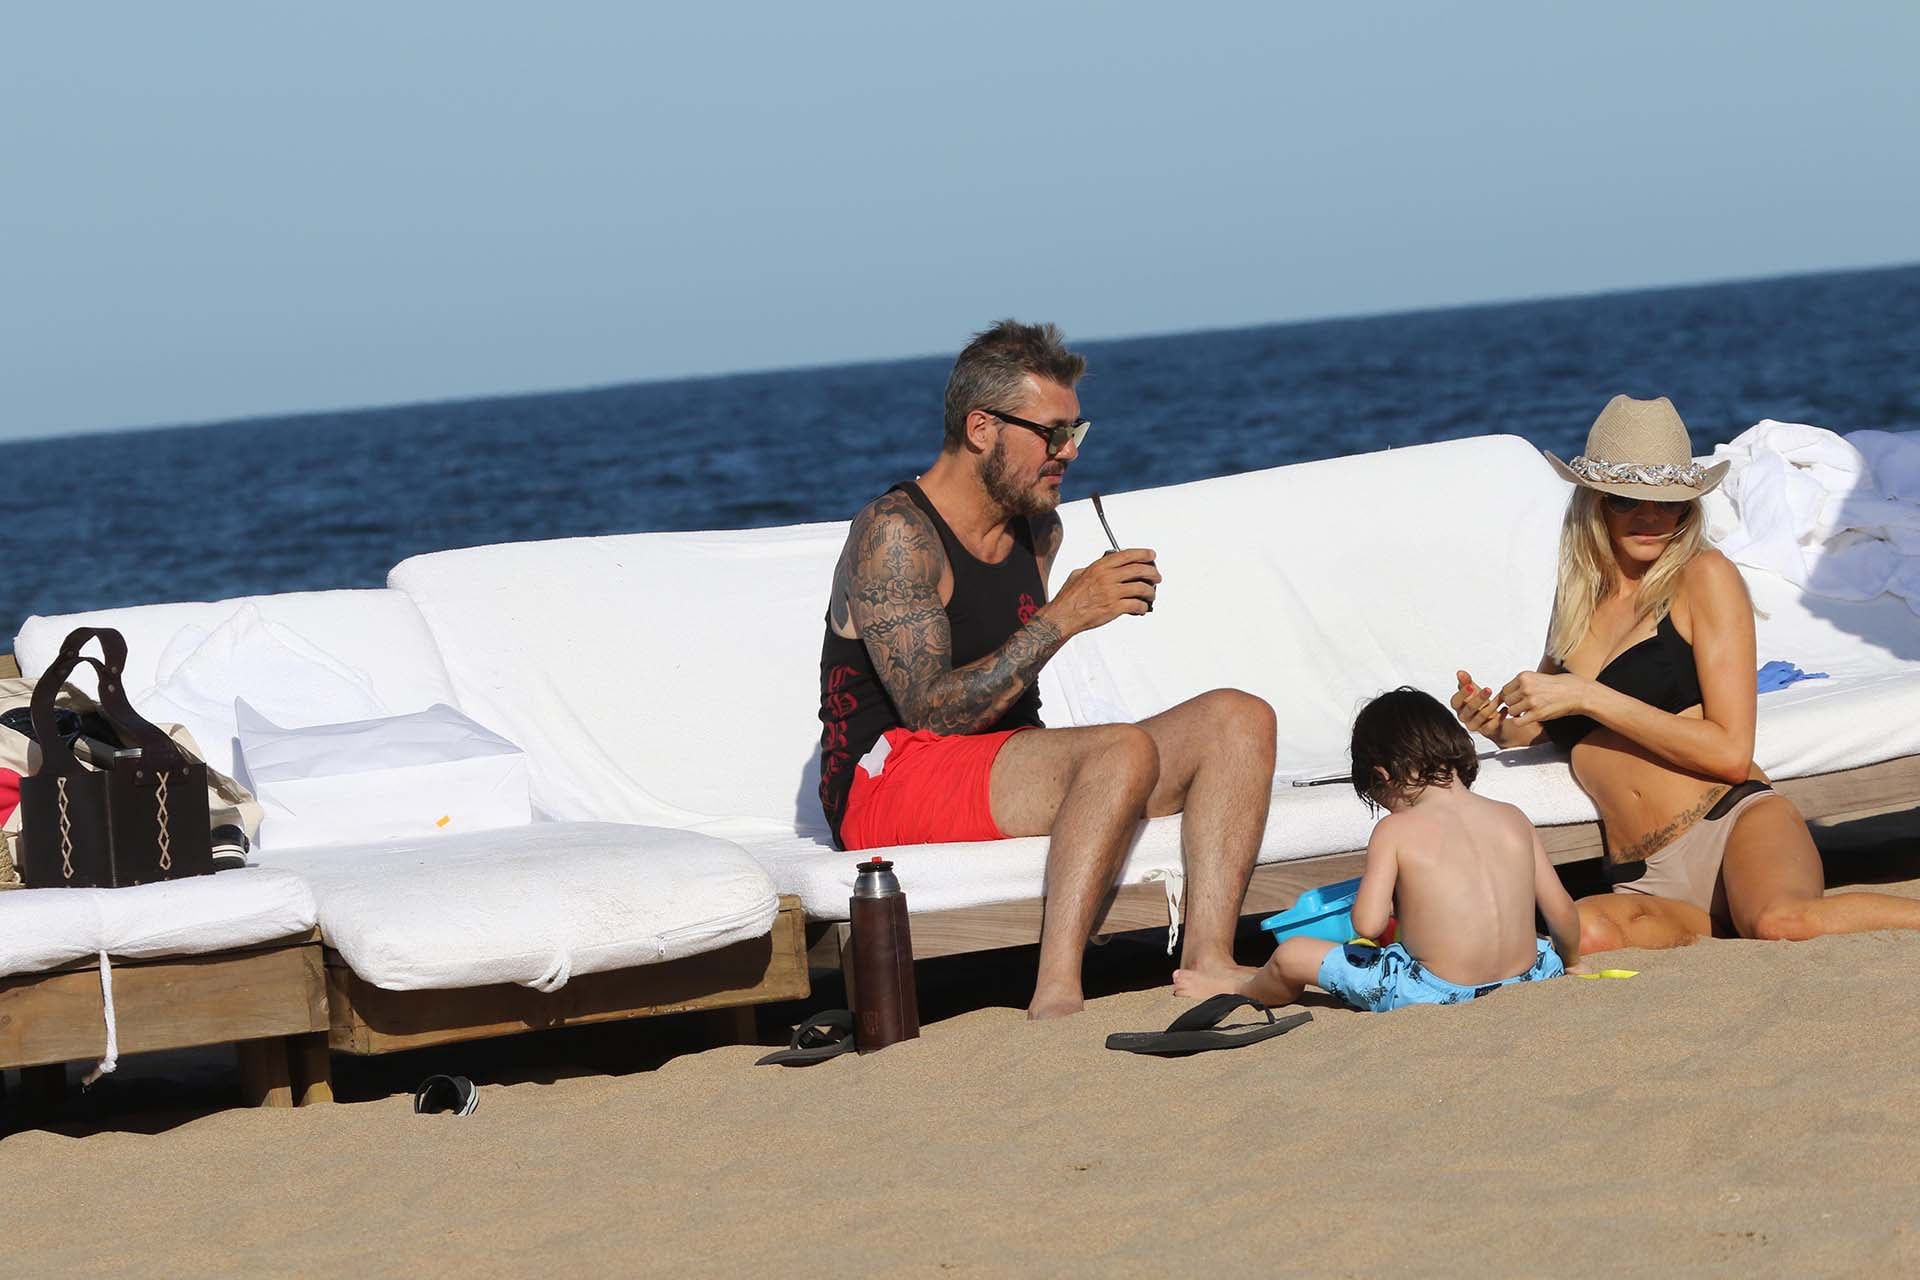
top-left (755, 1010), bottom-right (858, 1067)
top-left (413, 1074), bottom-right (479, 1115)
top-left (1105, 995), bottom-right (1311, 1057)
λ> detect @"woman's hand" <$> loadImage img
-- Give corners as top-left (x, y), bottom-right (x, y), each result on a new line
top-left (1451, 670), bottom-right (1508, 742)
top-left (1497, 670), bottom-right (1593, 724)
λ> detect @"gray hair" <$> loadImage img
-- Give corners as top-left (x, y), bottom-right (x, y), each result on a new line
top-left (942, 319), bottom-right (1087, 450)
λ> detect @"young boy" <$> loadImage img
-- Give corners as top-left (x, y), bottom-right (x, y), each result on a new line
top-left (1174, 687), bottom-right (1580, 1011)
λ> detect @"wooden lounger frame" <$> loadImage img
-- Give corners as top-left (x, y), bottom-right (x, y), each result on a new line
top-left (325, 895), bottom-right (810, 1055)
top-left (0, 931), bottom-right (333, 1112)
top-left (5, 647), bottom-right (1912, 1060)
top-left (8, 647), bottom-right (809, 1089)
top-left (808, 754), bottom-right (1920, 966)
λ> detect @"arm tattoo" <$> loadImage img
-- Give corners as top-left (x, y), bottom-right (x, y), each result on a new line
top-left (844, 493), bottom-right (1065, 735)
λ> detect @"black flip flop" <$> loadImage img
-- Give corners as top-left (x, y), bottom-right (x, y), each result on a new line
top-left (414, 1074), bottom-right (479, 1115)
top-left (755, 1010), bottom-right (858, 1067)
top-left (1105, 995), bottom-right (1311, 1057)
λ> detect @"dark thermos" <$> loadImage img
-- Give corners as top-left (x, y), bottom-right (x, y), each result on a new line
top-left (850, 856), bottom-right (920, 1052)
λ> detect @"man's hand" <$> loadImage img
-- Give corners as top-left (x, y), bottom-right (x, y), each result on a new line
top-left (1039, 549), bottom-right (1160, 638)
top-left (1450, 670), bottom-right (1508, 742)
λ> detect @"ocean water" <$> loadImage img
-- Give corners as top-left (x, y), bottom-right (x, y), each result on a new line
top-left (6, 264), bottom-right (1918, 642)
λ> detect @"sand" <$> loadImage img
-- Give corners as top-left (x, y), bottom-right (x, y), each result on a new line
top-left (6, 853), bottom-right (1920, 1278)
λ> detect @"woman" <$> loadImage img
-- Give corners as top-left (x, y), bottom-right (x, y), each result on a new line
top-left (1452, 394), bottom-right (1920, 952)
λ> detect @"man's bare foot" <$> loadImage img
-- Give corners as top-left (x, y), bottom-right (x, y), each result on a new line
top-left (1170, 966), bottom-right (1251, 1000)
top-left (1026, 990), bottom-right (1085, 1020)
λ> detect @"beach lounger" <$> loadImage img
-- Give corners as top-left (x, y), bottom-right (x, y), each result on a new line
top-left (0, 867), bottom-right (329, 1113)
top-left (8, 590), bottom-right (811, 1078)
top-left (261, 824), bottom-right (807, 1055)
top-left (377, 435), bottom-right (1920, 968)
top-left (12, 432), bottom-right (1916, 1023)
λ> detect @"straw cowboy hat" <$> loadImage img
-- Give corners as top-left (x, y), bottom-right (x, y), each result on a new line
top-left (1543, 394), bottom-right (1730, 501)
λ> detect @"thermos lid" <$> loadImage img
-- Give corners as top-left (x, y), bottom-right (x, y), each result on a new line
top-left (852, 855), bottom-right (902, 899)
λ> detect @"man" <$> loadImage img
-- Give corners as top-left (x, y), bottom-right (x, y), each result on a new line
top-left (817, 320), bottom-right (1276, 1018)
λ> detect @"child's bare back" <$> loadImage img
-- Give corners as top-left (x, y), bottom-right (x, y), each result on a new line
top-left (1378, 786), bottom-right (1551, 986)
top-left (1174, 687), bottom-right (1580, 1013)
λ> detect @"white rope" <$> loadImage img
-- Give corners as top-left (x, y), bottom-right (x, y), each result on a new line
top-left (1142, 868), bottom-right (1185, 956)
top-left (526, 949), bottom-right (572, 994)
top-left (81, 950), bottom-right (119, 1087)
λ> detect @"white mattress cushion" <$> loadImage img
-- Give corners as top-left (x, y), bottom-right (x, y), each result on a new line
top-left (391, 431), bottom-right (1920, 864)
top-left (384, 441), bottom-right (1554, 834)
top-left (389, 524), bottom-right (1083, 834)
top-left (390, 524), bottom-right (848, 831)
top-left (1040, 435), bottom-right (1569, 775)
top-left (14, 590), bottom-right (459, 778)
top-left (749, 664), bottom-right (1920, 924)
top-left (236, 700), bottom-right (533, 851)
top-left (0, 867), bottom-right (317, 978)
top-left (258, 822), bottom-right (779, 991)
top-left (744, 776), bottom-right (1458, 921)
top-left (746, 457), bottom-right (1920, 921)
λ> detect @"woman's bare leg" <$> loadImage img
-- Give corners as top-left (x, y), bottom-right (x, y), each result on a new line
top-left (1721, 795), bottom-right (1920, 940)
top-left (1577, 892), bottom-right (1711, 954)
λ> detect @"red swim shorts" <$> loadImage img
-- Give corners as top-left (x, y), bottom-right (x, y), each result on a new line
top-left (839, 726), bottom-right (1029, 850)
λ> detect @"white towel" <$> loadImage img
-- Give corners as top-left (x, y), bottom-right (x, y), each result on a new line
top-left (1853, 429), bottom-right (1920, 504)
top-left (1712, 421), bottom-right (1920, 615)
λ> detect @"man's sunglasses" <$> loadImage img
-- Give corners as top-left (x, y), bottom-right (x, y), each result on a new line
top-left (985, 409), bottom-right (1090, 458)
top-left (1602, 493), bottom-right (1690, 516)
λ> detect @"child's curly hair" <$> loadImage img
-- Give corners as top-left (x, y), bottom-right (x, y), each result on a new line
top-left (1349, 686), bottom-right (1479, 812)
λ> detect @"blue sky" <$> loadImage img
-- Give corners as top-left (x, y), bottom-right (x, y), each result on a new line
top-left (4, 2), bottom-right (1916, 440)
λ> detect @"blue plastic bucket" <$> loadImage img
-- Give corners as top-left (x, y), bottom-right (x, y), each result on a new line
top-left (1259, 877), bottom-right (1363, 944)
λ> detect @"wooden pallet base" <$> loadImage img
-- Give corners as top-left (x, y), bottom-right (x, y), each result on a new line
top-left (325, 895), bottom-right (811, 1054)
top-left (0, 931), bottom-right (331, 1110)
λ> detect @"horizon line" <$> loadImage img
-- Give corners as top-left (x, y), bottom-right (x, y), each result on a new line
top-left (15, 257), bottom-right (1918, 447)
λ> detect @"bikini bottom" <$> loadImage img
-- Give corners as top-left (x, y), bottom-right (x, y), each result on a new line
top-left (1605, 780), bottom-right (1780, 920)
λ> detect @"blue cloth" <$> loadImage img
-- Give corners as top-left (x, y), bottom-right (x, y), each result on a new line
top-left (1316, 936), bottom-right (1564, 1013)
top-left (1757, 660), bottom-right (1829, 693)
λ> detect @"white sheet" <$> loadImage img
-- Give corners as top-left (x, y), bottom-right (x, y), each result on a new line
top-left (1710, 422), bottom-right (1920, 614)
top-left (746, 653), bottom-right (1920, 922)
top-left (1042, 435), bottom-right (1569, 762)
top-left (0, 867), bottom-right (317, 978)
top-left (736, 434), bottom-right (1920, 921)
top-left (386, 436), bottom-right (1562, 833)
top-left (14, 590), bottom-right (459, 777)
top-left (257, 822), bottom-right (779, 991)
top-left (389, 525), bottom-right (1080, 832)
top-left (388, 430), bottom-right (1920, 924)
top-left (236, 700), bottom-right (532, 851)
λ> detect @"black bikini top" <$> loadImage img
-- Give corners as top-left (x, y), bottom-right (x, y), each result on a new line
top-left (1541, 612), bottom-right (1703, 751)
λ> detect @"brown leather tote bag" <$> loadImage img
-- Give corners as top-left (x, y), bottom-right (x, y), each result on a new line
top-left (18, 628), bottom-right (212, 889)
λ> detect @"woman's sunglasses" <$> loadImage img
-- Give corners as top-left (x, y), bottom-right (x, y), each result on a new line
top-left (986, 408), bottom-right (1090, 458)
top-left (1602, 493), bottom-right (1690, 516)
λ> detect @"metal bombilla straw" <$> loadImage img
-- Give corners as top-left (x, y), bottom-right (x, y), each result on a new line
top-left (1089, 491), bottom-right (1151, 613)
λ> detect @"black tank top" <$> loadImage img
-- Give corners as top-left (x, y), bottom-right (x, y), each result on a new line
top-left (1542, 612), bottom-right (1704, 750)
top-left (817, 482), bottom-right (1048, 846)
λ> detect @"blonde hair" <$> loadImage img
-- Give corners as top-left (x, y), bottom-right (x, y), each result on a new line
top-left (1545, 488), bottom-right (1707, 664)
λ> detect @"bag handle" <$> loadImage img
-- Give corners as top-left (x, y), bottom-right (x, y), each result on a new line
top-left (29, 628), bottom-right (185, 777)
top-left (56, 627), bottom-right (129, 670)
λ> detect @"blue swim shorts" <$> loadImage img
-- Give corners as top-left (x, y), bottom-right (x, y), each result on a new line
top-left (1316, 936), bottom-right (1564, 1013)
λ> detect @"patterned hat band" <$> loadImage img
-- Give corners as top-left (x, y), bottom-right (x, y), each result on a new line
top-left (1568, 455), bottom-right (1707, 488)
